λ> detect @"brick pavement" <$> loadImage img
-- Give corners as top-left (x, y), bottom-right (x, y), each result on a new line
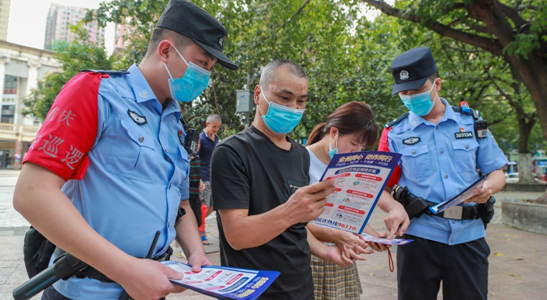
top-left (1, 169), bottom-right (546, 300)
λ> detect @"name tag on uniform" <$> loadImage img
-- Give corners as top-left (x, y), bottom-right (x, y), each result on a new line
top-left (454, 132), bottom-right (473, 139)
top-left (128, 110), bottom-right (147, 125)
top-left (403, 137), bottom-right (420, 145)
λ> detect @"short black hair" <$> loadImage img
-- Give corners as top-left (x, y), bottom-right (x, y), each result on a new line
top-left (428, 70), bottom-right (439, 83)
top-left (259, 59), bottom-right (307, 89)
top-left (145, 27), bottom-right (194, 57)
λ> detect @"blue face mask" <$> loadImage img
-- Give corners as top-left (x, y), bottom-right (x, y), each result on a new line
top-left (399, 82), bottom-right (437, 116)
top-left (164, 44), bottom-right (211, 102)
top-left (328, 134), bottom-right (338, 159)
top-left (258, 86), bottom-right (305, 134)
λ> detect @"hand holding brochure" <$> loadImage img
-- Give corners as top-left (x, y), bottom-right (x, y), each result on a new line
top-left (361, 233), bottom-right (414, 246)
top-left (162, 261), bottom-right (279, 300)
top-left (311, 151), bottom-right (402, 234)
top-left (429, 175), bottom-right (486, 214)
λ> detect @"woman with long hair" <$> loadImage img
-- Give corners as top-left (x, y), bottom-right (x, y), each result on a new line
top-left (306, 101), bottom-right (389, 300)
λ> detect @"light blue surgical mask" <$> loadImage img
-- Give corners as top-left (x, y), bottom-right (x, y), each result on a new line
top-left (258, 86), bottom-right (305, 134)
top-left (399, 82), bottom-right (437, 116)
top-left (164, 44), bottom-right (211, 102)
top-left (328, 134), bottom-right (338, 159)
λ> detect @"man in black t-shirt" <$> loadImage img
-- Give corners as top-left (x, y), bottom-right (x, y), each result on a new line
top-left (211, 60), bottom-right (351, 300)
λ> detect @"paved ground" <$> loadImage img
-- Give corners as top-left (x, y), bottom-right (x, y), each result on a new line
top-left (1, 170), bottom-right (546, 300)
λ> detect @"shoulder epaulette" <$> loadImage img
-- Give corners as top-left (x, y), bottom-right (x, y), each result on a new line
top-left (82, 69), bottom-right (130, 75)
top-left (384, 112), bottom-right (409, 128)
top-left (451, 105), bottom-right (481, 120)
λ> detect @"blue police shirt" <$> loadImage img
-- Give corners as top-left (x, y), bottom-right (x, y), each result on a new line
top-left (42, 64), bottom-right (189, 299)
top-left (383, 98), bottom-right (507, 245)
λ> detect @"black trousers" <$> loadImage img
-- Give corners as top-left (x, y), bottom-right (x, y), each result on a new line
top-left (189, 195), bottom-right (202, 227)
top-left (397, 234), bottom-right (490, 300)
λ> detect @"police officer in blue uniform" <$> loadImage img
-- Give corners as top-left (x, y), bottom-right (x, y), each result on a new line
top-left (14, 1), bottom-right (237, 299)
top-left (378, 47), bottom-right (507, 300)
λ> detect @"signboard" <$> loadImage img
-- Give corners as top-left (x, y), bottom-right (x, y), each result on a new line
top-left (236, 90), bottom-right (254, 113)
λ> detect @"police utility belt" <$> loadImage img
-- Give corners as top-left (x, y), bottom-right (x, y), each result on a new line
top-left (392, 185), bottom-right (495, 224)
top-left (53, 246), bottom-right (173, 283)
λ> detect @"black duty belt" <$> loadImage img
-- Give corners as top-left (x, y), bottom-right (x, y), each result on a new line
top-left (56, 246), bottom-right (173, 283)
top-left (424, 201), bottom-right (481, 220)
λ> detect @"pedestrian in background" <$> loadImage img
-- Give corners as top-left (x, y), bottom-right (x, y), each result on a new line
top-left (188, 139), bottom-right (206, 230)
top-left (197, 114), bottom-right (221, 245)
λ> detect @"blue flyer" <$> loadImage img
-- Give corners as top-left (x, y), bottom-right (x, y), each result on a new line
top-left (162, 261), bottom-right (280, 300)
top-left (311, 151), bottom-right (402, 234)
top-left (429, 175), bottom-right (486, 214)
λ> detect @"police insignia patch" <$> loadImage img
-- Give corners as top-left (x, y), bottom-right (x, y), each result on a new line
top-left (402, 137), bottom-right (420, 145)
top-left (400, 70), bottom-right (409, 80)
top-left (455, 132), bottom-right (473, 139)
top-left (127, 110), bottom-right (147, 125)
top-left (138, 90), bottom-right (149, 98)
top-left (218, 36), bottom-right (226, 49)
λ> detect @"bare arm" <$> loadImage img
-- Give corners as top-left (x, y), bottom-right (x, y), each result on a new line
top-left (377, 189), bottom-right (410, 239)
top-left (306, 222), bottom-right (350, 244)
top-left (307, 228), bottom-right (353, 267)
top-left (465, 168), bottom-right (506, 204)
top-left (175, 200), bottom-right (211, 272)
top-left (362, 224), bottom-right (390, 252)
top-left (218, 180), bottom-right (335, 250)
top-left (306, 222), bottom-right (367, 248)
top-left (14, 163), bottom-right (185, 300)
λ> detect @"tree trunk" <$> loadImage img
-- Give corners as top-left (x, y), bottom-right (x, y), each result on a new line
top-left (518, 153), bottom-right (534, 183)
top-left (536, 188), bottom-right (547, 204)
top-left (505, 56), bottom-right (547, 145)
top-left (510, 71), bottom-right (537, 184)
top-left (466, 0), bottom-right (547, 143)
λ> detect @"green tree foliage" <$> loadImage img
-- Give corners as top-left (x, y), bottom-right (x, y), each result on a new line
top-left (90, 0), bottom-right (411, 140)
top-left (22, 25), bottom-right (112, 120)
top-left (361, 0), bottom-right (547, 146)
top-left (25, 0), bottom-right (540, 158)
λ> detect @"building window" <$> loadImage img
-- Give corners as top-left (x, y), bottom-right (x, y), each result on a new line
top-left (1, 105), bottom-right (15, 123)
top-left (3, 75), bottom-right (17, 95)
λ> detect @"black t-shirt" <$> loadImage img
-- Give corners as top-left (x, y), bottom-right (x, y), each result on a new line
top-left (211, 126), bottom-right (313, 300)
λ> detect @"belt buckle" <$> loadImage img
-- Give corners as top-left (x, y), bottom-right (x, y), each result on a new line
top-left (443, 206), bottom-right (463, 220)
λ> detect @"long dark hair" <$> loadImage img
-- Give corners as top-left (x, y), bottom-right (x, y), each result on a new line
top-left (306, 101), bottom-right (378, 149)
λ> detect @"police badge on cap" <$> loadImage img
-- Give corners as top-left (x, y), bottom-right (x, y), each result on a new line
top-left (390, 47), bottom-right (437, 95)
top-left (156, 0), bottom-right (238, 70)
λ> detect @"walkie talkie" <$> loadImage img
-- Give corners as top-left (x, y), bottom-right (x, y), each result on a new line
top-left (475, 120), bottom-right (488, 139)
top-left (179, 117), bottom-right (199, 157)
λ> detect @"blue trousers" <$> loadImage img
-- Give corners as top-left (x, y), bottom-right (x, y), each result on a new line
top-left (41, 286), bottom-right (166, 300)
top-left (41, 286), bottom-right (71, 300)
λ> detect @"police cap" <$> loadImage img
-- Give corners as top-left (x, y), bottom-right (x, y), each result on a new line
top-left (390, 47), bottom-right (437, 95)
top-left (157, 0), bottom-right (238, 70)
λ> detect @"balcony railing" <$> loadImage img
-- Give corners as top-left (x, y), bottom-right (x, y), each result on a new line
top-left (0, 123), bottom-right (40, 142)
